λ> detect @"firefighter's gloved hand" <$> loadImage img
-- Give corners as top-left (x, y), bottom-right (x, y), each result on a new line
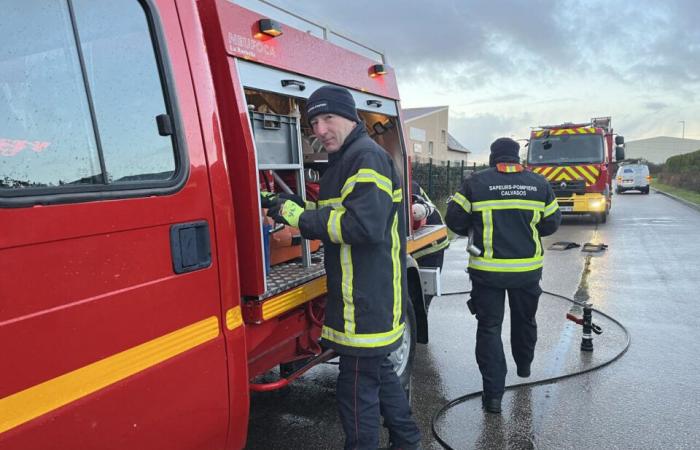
top-left (277, 192), bottom-right (305, 208)
top-left (260, 191), bottom-right (279, 209)
top-left (268, 200), bottom-right (304, 228)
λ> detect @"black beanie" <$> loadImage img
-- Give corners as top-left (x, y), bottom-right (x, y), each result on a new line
top-left (489, 137), bottom-right (520, 166)
top-left (306, 85), bottom-right (360, 124)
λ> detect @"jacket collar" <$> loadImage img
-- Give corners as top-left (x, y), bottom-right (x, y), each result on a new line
top-left (329, 123), bottom-right (366, 164)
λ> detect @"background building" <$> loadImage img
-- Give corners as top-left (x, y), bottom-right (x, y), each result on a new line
top-left (624, 136), bottom-right (700, 164)
top-left (403, 106), bottom-right (470, 164)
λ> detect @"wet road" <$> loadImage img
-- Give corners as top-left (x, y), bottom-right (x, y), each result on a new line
top-left (245, 190), bottom-right (700, 449)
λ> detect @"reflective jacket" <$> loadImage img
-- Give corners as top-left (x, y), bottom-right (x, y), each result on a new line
top-left (445, 163), bottom-right (561, 288)
top-left (299, 125), bottom-right (406, 356)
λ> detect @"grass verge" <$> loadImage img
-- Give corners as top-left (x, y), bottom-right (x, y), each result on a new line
top-left (651, 179), bottom-right (700, 206)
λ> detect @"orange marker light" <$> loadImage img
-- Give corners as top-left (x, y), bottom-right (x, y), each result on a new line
top-left (368, 64), bottom-right (387, 78)
top-left (257, 18), bottom-right (282, 38)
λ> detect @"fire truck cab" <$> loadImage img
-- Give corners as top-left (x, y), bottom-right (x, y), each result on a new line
top-left (527, 117), bottom-right (625, 223)
top-left (0, 1), bottom-right (445, 448)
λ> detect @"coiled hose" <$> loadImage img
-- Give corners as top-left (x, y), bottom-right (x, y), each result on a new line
top-left (431, 289), bottom-right (631, 450)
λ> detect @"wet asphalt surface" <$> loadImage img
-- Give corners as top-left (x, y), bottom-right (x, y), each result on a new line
top-left (245, 189), bottom-right (700, 449)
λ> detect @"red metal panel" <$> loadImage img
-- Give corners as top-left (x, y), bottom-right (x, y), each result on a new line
top-left (212, 0), bottom-right (400, 99)
top-left (1, 342), bottom-right (229, 450)
top-left (0, 1), bottom-right (230, 447)
top-left (175, 0), bottom-right (251, 447)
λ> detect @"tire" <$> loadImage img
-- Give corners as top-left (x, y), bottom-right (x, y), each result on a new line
top-left (643, 187), bottom-right (650, 195)
top-left (389, 298), bottom-right (417, 396)
top-left (616, 187), bottom-right (622, 194)
top-left (593, 211), bottom-right (607, 224)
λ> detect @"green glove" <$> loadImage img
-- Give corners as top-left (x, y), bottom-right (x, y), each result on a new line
top-left (260, 191), bottom-right (279, 208)
top-left (268, 199), bottom-right (305, 228)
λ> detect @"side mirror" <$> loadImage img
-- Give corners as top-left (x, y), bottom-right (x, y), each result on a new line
top-left (615, 145), bottom-right (625, 161)
top-left (615, 135), bottom-right (625, 145)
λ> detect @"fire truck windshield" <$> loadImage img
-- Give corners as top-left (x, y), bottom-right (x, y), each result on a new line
top-left (528, 134), bottom-right (604, 164)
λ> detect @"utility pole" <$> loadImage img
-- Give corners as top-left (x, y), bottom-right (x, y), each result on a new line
top-left (679, 120), bottom-right (686, 139)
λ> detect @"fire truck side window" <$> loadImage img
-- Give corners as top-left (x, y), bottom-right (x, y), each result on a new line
top-left (0, 1), bottom-right (177, 195)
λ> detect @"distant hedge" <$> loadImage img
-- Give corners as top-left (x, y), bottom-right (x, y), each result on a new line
top-left (658, 149), bottom-right (700, 192)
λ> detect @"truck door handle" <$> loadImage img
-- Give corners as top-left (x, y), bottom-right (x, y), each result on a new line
top-left (366, 99), bottom-right (382, 108)
top-left (170, 221), bottom-right (211, 274)
top-left (281, 79), bottom-right (306, 91)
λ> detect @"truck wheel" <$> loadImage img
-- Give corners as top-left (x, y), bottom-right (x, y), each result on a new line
top-left (594, 212), bottom-right (607, 224)
top-left (389, 299), bottom-right (417, 397)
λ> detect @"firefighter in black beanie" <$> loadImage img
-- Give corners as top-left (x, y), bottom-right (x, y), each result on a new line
top-left (445, 137), bottom-right (561, 414)
top-left (268, 85), bottom-right (421, 449)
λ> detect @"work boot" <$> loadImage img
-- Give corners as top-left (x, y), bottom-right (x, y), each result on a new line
top-left (517, 364), bottom-right (531, 378)
top-left (481, 393), bottom-right (502, 414)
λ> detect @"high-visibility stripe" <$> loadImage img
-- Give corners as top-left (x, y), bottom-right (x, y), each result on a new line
top-left (564, 166), bottom-right (582, 180)
top-left (412, 237), bottom-right (449, 260)
top-left (530, 211), bottom-right (542, 257)
top-left (262, 276), bottom-right (328, 320)
top-left (544, 199), bottom-right (559, 218)
top-left (406, 225), bottom-right (448, 254)
top-left (341, 168), bottom-right (393, 199)
top-left (226, 306), bottom-right (243, 330)
top-left (451, 192), bottom-right (471, 213)
top-left (483, 209), bottom-right (494, 259)
top-left (390, 213), bottom-right (401, 329)
top-left (472, 199), bottom-right (545, 211)
top-left (340, 244), bottom-right (355, 334)
top-left (536, 165), bottom-right (601, 186)
top-left (321, 323), bottom-right (405, 348)
top-left (318, 197), bottom-right (342, 209)
top-left (0, 316), bottom-right (219, 435)
top-left (469, 256), bottom-right (544, 272)
top-left (319, 184), bottom-right (400, 209)
top-left (327, 209), bottom-right (345, 244)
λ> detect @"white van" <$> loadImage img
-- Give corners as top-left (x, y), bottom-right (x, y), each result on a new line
top-left (616, 163), bottom-right (650, 194)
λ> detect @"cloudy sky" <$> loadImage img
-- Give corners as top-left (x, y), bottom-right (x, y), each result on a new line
top-left (239, 0), bottom-right (700, 162)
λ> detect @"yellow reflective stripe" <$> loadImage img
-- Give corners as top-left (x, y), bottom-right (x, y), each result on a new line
top-left (341, 168), bottom-right (393, 199)
top-left (327, 209), bottom-right (345, 244)
top-left (391, 213), bottom-right (401, 329)
top-left (392, 188), bottom-right (403, 202)
top-left (321, 323), bottom-right (405, 348)
top-left (577, 166), bottom-right (597, 185)
top-left (588, 165), bottom-right (600, 176)
top-left (483, 210), bottom-right (494, 259)
top-left (0, 316), bottom-right (219, 435)
top-left (225, 306), bottom-right (243, 330)
top-left (469, 256), bottom-right (544, 272)
top-left (305, 200), bottom-right (318, 210)
top-left (544, 199), bottom-right (559, 218)
top-left (412, 237), bottom-right (449, 260)
top-left (318, 197), bottom-right (343, 209)
top-left (262, 276), bottom-right (328, 320)
top-left (472, 199), bottom-right (545, 211)
top-left (451, 192), bottom-right (471, 213)
top-left (340, 244), bottom-right (355, 334)
top-left (530, 211), bottom-right (542, 257)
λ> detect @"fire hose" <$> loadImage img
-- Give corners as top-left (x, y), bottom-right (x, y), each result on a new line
top-left (431, 289), bottom-right (631, 450)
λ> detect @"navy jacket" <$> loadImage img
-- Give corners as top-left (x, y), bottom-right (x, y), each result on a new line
top-left (299, 125), bottom-right (407, 356)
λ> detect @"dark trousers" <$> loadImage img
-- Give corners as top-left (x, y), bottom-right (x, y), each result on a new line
top-left (470, 280), bottom-right (541, 397)
top-left (337, 354), bottom-right (421, 450)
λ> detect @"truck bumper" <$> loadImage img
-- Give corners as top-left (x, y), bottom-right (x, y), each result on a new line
top-left (557, 193), bottom-right (608, 214)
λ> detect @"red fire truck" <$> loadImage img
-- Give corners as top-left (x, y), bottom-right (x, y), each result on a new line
top-left (527, 117), bottom-right (625, 223)
top-left (0, 1), bottom-right (446, 448)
